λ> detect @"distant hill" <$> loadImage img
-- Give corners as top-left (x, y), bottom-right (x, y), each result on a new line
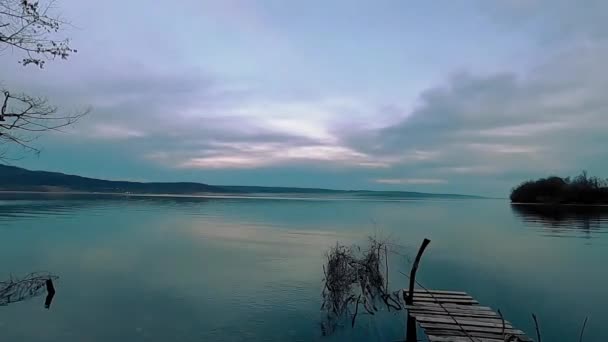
top-left (0, 164), bottom-right (481, 199)
top-left (0, 164), bottom-right (228, 194)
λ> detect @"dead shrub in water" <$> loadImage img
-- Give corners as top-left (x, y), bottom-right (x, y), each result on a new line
top-left (321, 237), bottom-right (403, 335)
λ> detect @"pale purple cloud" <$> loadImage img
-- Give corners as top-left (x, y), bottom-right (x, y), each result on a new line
top-left (374, 178), bottom-right (447, 185)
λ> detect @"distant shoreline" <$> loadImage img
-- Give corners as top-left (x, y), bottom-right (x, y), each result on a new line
top-left (0, 190), bottom-right (485, 202)
top-left (0, 165), bottom-right (484, 200)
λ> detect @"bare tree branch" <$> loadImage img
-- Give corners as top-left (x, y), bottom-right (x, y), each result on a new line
top-left (0, 0), bottom-right (76, 68)
top-left (0, 90), bottom-right (88, 154)
top-left (0, 0), bottom-right (87, 159)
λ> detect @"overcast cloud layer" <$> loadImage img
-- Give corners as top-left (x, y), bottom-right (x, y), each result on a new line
top-left (2, 0), bottom-right (607, 196)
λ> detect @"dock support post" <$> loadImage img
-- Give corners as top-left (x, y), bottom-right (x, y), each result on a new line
top-left (405, 238), bottom-right (430, 342)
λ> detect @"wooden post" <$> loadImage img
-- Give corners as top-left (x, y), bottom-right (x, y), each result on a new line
top-left (405, 238), bottom-right (431, 342)
top-left (406, 238), bottom-right (430, 305)
top-left (45, 279), bottom-right (56, 309)
top-left (406, 315), bottom-right (417, 342)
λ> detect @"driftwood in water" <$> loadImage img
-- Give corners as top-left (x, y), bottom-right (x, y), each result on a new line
top-left (0, 272), bottom-right (58, 309)
top-left (44, 279), bottom-right (56, 309)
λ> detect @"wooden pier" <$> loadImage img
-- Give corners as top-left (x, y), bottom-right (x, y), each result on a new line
top-left (404, 289), bottom-right (533, 342)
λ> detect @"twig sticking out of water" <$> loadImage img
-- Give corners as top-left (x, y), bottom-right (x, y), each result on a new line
top-left (532, 313), bottom-right (542, 342)
top-left (578, 316), bottom-right (588, 342)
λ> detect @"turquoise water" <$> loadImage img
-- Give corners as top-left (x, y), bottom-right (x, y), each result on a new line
top-left (0, 194), bottom-right (606, 341)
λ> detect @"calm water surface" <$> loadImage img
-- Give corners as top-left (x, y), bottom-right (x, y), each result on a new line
top-left (0, 194), bottom-right (606, 341)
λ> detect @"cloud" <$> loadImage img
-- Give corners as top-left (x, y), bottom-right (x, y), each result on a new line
top-left (480, 0), bottom-right (608, 44)
top-left (475, 122), bottom-right (569, 137)
top-left (3, 0), bottom-right (608, 195)
top-left (374, 178), bottom-right (447, 185)
top-left (1, 56), bottom-right (390, 170)
top-left (8, 40), bottom-right (607, 195)
top-left (341, 40), bottom-right (608, 193)
top-left (38, 63), bottom-right (400, 171)
top-left (86, 123), bottom-right (146, 140)
top-left (146, 142), bottom-right (390, 170)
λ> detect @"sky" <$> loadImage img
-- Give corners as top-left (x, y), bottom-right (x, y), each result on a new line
top-left (2, 0), bottom-right (608, 196)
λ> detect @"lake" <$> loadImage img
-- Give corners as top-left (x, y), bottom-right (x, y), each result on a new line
top-left (0, 194), bottom-right (606, 341)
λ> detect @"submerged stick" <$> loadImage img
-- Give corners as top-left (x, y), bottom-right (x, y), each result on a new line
top-left (532, 313), bottom-right (542, 342)
top-left (385, 244), bottom-right (389, 293)
top-left (351, 295), bottom-right (361, 328)
top-left (0, 272), bottom-right (58, 309)
top-left (578, 316), bottom-right (588, 342)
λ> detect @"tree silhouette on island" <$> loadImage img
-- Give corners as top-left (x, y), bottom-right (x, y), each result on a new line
top-left (511, 171), bottom-right (608, 204)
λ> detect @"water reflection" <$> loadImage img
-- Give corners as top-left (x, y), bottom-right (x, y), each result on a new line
top-left (511, 204), bottom-right (608, 237)
top-left (0, 193), bottom-right (215, 222)
top-left (1, 196), bottom-right (606, 341)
